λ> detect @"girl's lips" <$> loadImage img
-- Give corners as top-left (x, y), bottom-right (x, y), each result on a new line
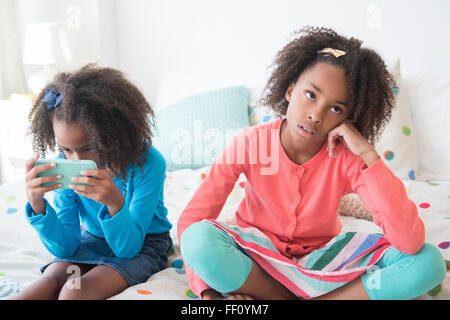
top-left (297, 124), bottom-right (315, 138)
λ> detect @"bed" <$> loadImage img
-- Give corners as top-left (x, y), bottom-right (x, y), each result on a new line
top-left (0, 60), bottom-right (449, 300)
top-left (0, 167), bottom-right (449, 300)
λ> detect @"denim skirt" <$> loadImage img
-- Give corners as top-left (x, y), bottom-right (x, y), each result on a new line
top-left (40, 229), bottom-right (173, 286)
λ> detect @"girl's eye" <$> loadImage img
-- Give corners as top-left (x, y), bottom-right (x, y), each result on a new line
top-left (305, 91), bottom-right (315, 100)
top-left (331, 106), bottom-right (343, 114)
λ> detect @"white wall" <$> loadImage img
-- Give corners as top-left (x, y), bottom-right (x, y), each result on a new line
top-left (114, 0), bottom-right (450, 108)
top-left (13, 0), bottom-right (450, 104)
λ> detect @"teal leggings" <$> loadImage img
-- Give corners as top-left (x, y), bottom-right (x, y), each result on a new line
top-left (181, 221), bottom-right (447, 300)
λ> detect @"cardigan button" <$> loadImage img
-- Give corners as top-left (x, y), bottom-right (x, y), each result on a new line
top-left (296, 167), bottom-right (305, 176)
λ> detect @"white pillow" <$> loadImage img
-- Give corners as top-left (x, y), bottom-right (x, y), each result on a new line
top-left (374, 59), bottom-right (419, 180)
top-left (404, 74), bottom-right (450, 182)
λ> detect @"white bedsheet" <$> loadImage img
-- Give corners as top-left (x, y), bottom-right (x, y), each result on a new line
top-left (0, 167), bottom-right (448, 300)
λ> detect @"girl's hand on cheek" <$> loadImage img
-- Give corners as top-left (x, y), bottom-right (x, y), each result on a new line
top-left (69, 169), bottom-right (124, 216)
top-left (327, 120), bottom-right (379, 166)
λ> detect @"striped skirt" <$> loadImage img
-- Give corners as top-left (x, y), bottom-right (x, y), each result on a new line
top-left (204, 219), bottom-right (391, 299)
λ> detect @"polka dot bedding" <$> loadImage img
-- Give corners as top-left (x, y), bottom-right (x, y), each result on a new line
top-left (1, 168), bottom-right (448, 300)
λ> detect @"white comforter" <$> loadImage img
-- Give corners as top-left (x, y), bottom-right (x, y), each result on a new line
top-left (0, 167), bottom-right (448, 300)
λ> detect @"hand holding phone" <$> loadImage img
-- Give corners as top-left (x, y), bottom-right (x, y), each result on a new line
top-left (25, 157), bottom-right (97, 214)
top-left (33, 158), bottom-right (97, 189)
top-left (69, 168), bottom-right (124, 217)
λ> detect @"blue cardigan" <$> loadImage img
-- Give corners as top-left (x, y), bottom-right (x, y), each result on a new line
top-left (25, 146), bottom-right (172, 259)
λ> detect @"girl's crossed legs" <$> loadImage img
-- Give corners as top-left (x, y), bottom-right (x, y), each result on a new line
top-left (9, 261), bottom-right (128, 300)
top-left (181, 221), bottom-right (446, 300)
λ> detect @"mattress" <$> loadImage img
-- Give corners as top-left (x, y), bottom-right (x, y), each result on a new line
top-left (0, 166), bottom-right (448, 300)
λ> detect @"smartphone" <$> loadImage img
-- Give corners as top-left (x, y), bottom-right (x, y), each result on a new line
top-left (34, 159), bottom-right (97, 189)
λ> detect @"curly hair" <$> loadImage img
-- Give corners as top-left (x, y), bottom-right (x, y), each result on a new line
top-left (28, 63), bottom-right (155, 179)
top-left (260, 26), bottom-right (396, 144)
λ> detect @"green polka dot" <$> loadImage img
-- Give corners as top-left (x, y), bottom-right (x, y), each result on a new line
top-left (392, 87), bottom-right (399, 95)
top-left (428, 182), bottom-right (440, 186)
top-left (428, 284), bottom-right (442, 297)
top-left (383, 150), bottom-right (394, 161)
top-left (184, 288), bottom-right (199, 299)
top-left (4, 195), bottom-right (15, 202)
top-left (401, 126), bottom-right (411, 136)
top-left (0, 272), bottom-right (6, 277)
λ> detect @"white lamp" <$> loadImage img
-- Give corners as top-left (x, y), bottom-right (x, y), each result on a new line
top-left (22, 22), bottom-right (61, 94)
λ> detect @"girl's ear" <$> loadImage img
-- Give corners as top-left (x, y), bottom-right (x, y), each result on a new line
top-left (285, 82), bottom-right (295, 102)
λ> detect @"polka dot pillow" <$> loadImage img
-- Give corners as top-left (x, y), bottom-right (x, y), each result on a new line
top-left (374, 59), bottom-right (419, 180)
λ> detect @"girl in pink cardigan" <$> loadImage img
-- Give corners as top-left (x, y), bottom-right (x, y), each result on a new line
top-left (178, 26), bottom-right (446, 300)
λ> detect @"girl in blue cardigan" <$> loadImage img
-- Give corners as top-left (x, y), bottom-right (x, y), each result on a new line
top-left (11, 64), bottom-right (172, 300)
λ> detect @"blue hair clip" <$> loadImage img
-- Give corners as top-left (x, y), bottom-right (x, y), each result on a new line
top-left (43, 89), bottom-right (64, 110)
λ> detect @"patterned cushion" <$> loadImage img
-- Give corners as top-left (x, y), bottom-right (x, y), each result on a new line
top-left (374, 58), bottom-right (419, 180)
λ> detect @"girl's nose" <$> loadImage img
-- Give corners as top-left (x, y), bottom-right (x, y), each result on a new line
top-left (307, 112), bottom-right (323, 125)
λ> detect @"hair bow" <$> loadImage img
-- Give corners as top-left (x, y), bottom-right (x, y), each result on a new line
top-left (43, 89), bottom-right (64, 110)
top-left (318, 48), bottom-right (346, 58)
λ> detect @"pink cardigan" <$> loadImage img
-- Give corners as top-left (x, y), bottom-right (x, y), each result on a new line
top-left (177, 119), bottom-right (425, 296)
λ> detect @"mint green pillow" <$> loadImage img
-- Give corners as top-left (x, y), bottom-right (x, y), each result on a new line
top-left (152, 86), bottom-right (251, 171)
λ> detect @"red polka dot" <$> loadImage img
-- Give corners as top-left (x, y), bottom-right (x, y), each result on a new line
top-left (201, 173), bottom-right (207, 180)
top-left (239, 182), bottom-right (245, 188)
top-left (419, 203), bottom-right (430, 209)
top-left (438, 241), bottom-right (449, 249)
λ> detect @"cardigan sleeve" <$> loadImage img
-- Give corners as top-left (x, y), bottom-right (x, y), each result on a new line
top-left (345, 155), bottom-right (425, 255)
